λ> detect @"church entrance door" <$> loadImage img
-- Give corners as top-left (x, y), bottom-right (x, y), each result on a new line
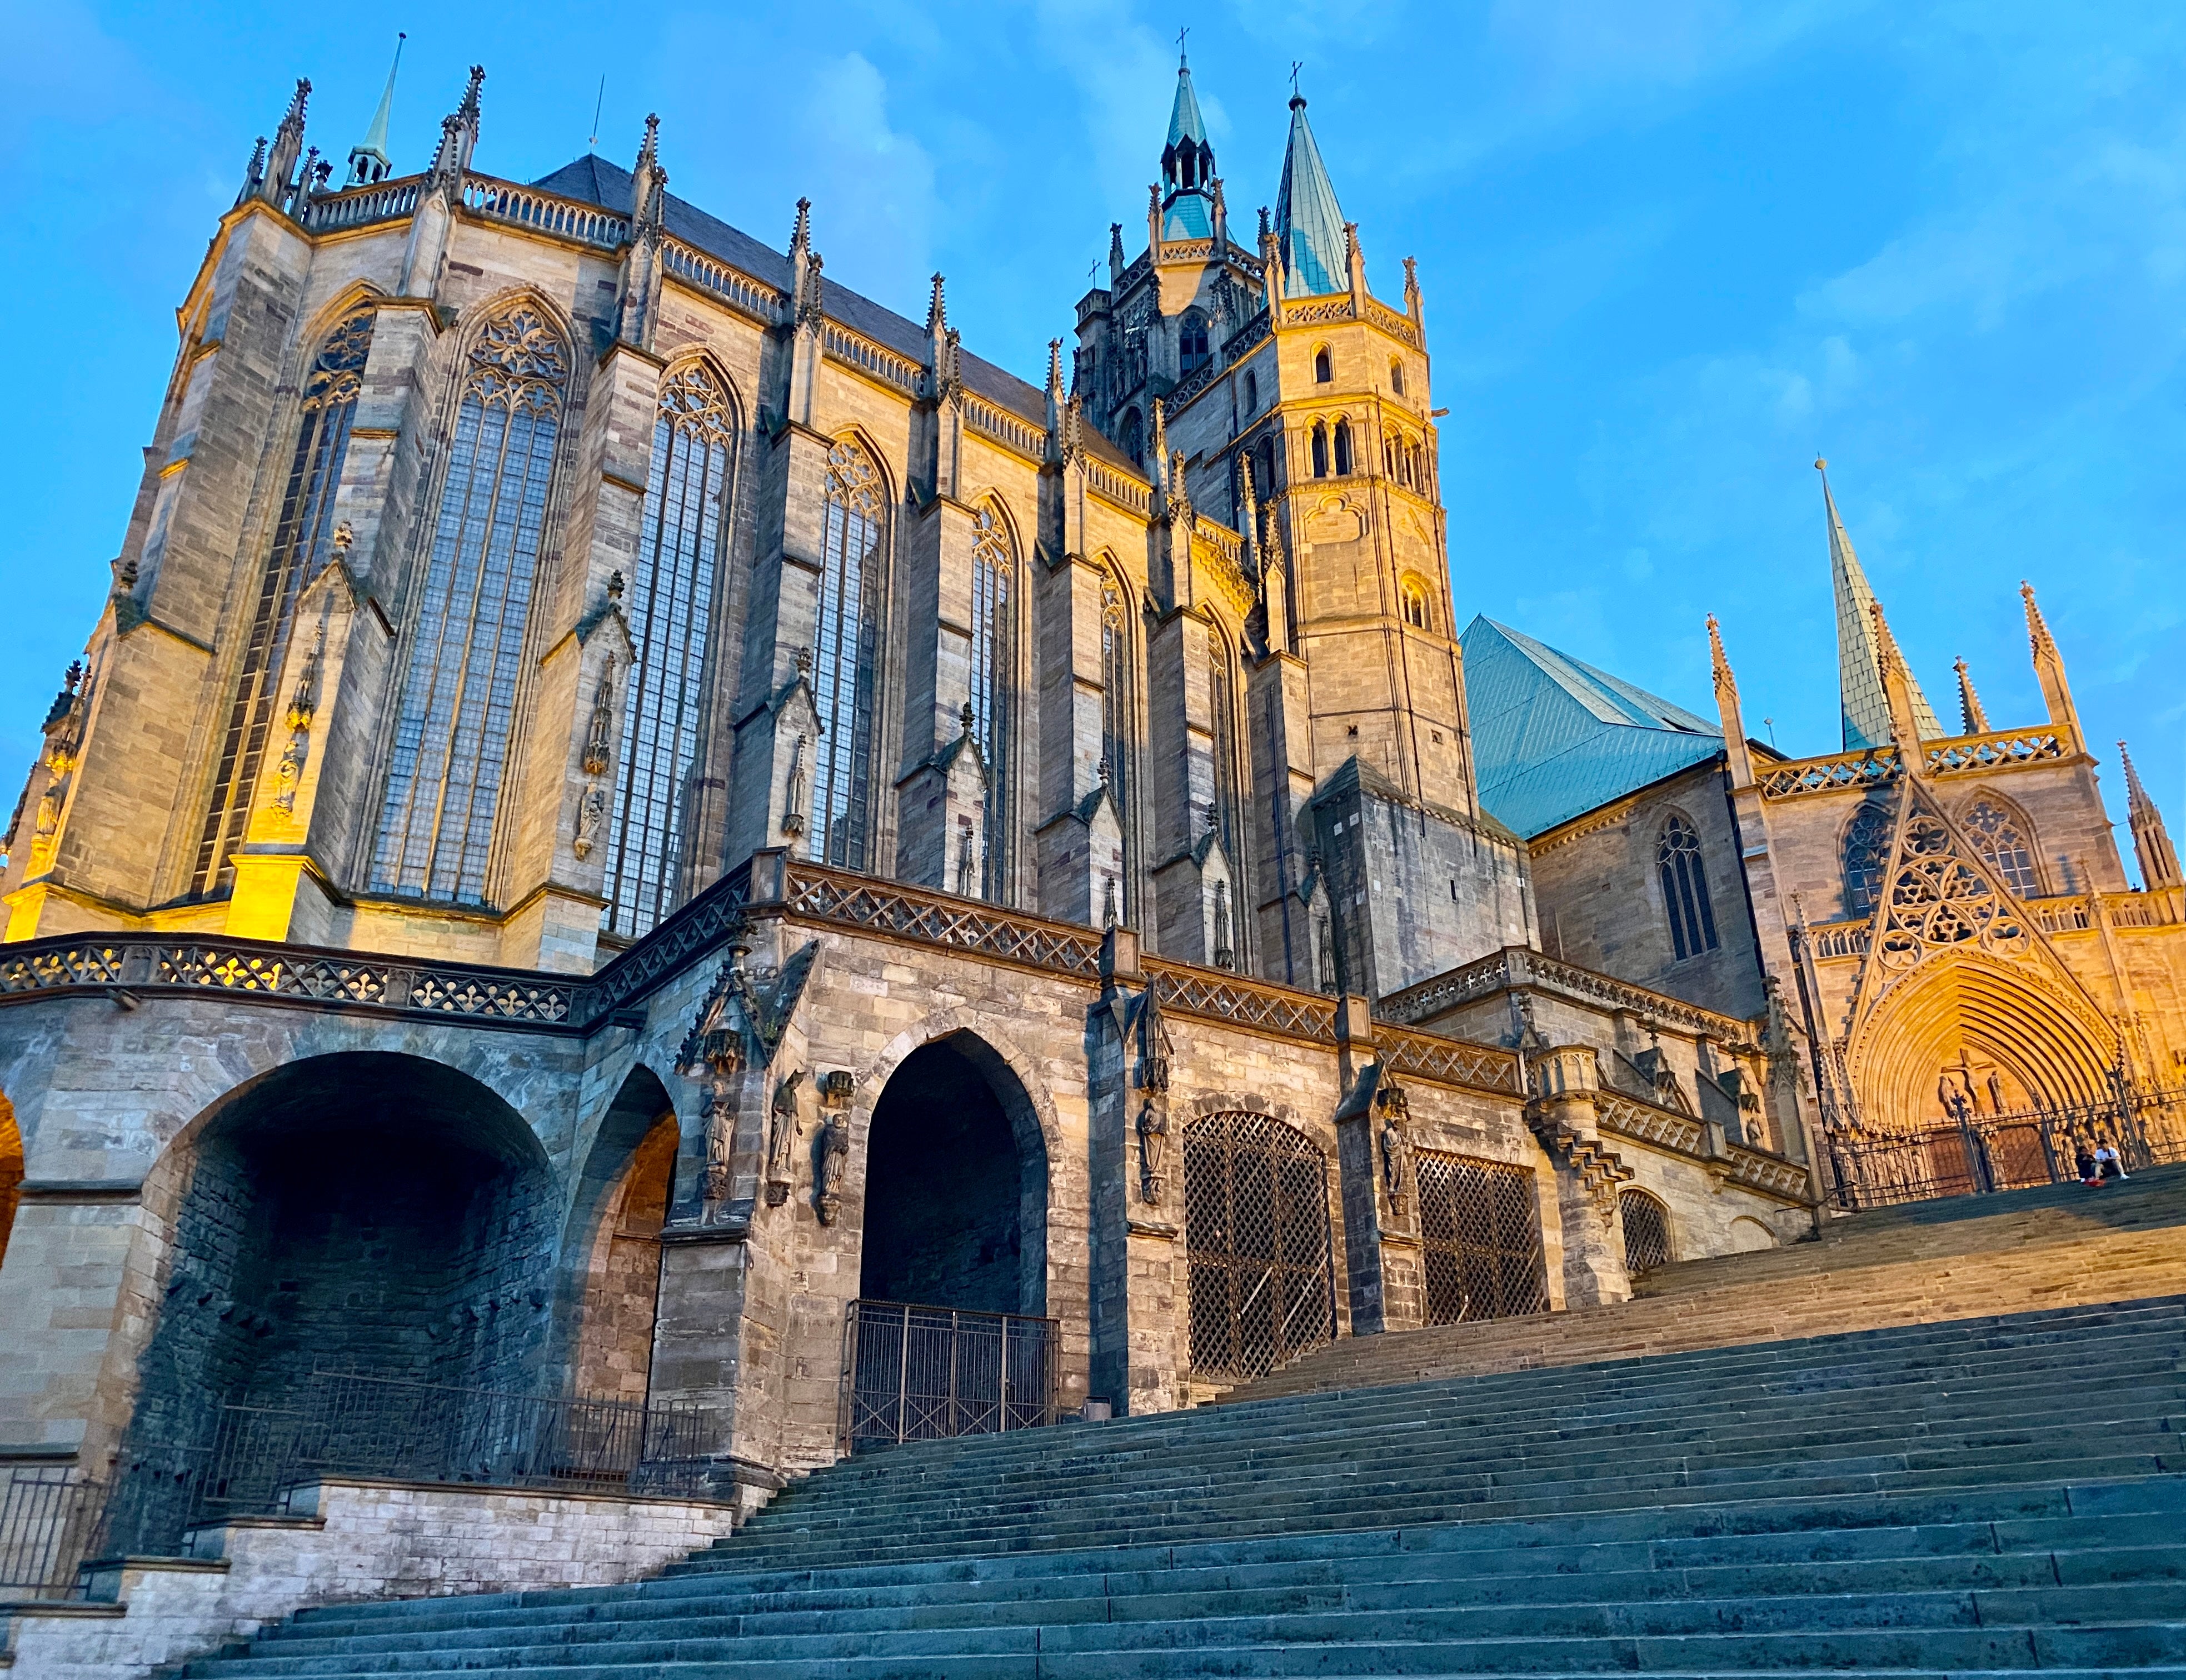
top-left (1182, 1111), bottom-right (1336, 1382)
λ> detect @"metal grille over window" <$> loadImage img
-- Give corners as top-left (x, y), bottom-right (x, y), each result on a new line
top-left (194, 307), bottom-right (375, 893)
top-left (372, 306), bottom-right (567, 904)
top-left (1416, 1151), bottom-right (1551, 1326)
top-left (1963, 799), bottom-right (2039, 896)
top-left (837, 1301), bottom-right (1059, 1452)
top-left (1658, 815), bottom-right (1719, 959)
top-left (1618, 1189), bottom-right (1674, 1273)
top-left (1184, 1112), bottom-right (1336, 1380)
top-left (969, 504), bottom-right (1012, 897)
top-left (813, 440), bottom-right (882, 871)
top-left (605, 363), bottom-right (733, 938)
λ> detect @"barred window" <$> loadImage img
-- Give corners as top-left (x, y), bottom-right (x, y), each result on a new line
top-left (1964, 799), bottom-right (2039, 896)
top-left (1658, 814), bottom-right (1719, 959)
top-left (605, 363), bottom-right (734, 938)
top-left (1618, 1189), bottom-right (1674, 1273)
top-left (1184, 1112), bottom-right (1335, 1379)
top-left (194, 307), bottom-right (374, 893)
top-left (969, 503), bottom-right (1013, 897)
top-left (371, 305), bottom-right (566, 904)
top-left (1101, 575), bottom-right (1132, 918)
top-left (1843, 801), bottom-right (1893, 917)
top-left (813, 439), bottom-right (884, 871)
top-left (1416, 1151), bottom-right (1550, 1326)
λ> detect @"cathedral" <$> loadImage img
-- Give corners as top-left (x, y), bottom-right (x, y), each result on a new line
top-left (1, 51), bottom-right (2182, 1571)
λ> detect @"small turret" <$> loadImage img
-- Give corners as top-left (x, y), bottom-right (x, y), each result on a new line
top-left (346, 33), bottom-right (405, 187)
top-left (261, 78), bottom-right (311, 211)
top-left (1708, 614), bottom-right (1754, 788)
top-left (1158, 49), bottom-right (1217, 242)
top-left (2020, 581), bottom-right (2083, 752)
top-left (2120, 741), bottom-right (2182, 889)
top-left (428, 66), bottom-right (485, 186)
top-left (1953, 657), bottom-right (1989, 734)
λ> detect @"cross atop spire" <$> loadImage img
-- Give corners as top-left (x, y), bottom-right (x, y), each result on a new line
top-left (1272, 83), bottom-right (1346, 298)
top-left (1159, 51), bottom-right (1215, 241)
top-left (347, 33), bottom-right (405, 187)
top-left (1816, 457), bottom-right (1943, 751)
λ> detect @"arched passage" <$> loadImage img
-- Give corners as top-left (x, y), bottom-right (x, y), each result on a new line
top-left (859, 1034), bottom-right (1047, 1316)
top-left (0, 1086), bottom-right (21, 1273)
top-left (121, 1053), bottom-right (556, 1482)
top-left (566, 1066), bottom-right (678, 1401)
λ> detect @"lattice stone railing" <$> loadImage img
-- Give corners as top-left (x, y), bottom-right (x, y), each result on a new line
top-left (1144, 962), bottom-right (1338, 1045)
top-left (1595, 1088), bottom-right (1810, 1201)
top-left (303, 176), bottom-right (423, 234)
top-left (777, 866), bottom-right (1107, 979)
top-left (1375, 946), bottom-right (1757, 1052)
top-left (1925, 731), bottom-right (2066, 776)
top-left (1282, 294), bottom-right (1355, 327)
top-left (1365, 298), bottom-right (1423, 350)
top-left (1376, 1026), bottom-right (1523, 1094)
top-left (462, 176), bottom-right (628, 249)
top-left (1756, 748), bottom-right (1900, 801)
top-left (1759, 727), bottom-right (2072, 802)
top-left (661, 238), bottom-right (783, 324)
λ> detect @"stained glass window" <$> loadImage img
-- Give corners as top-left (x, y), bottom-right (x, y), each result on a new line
top-left (812, 439), bottom-right (882, 871)
top-left (1658, 814), bottom-right (1718, 960)
top-left (605, 362), bottom-right (735, 938)
top-left (1843, 801), bottom-right (1893, 918)
top-left (371, 305), bottom-right (566, 904)
top-left (1964, 799), bottom-right (2039, 896)
top-left (969, 503), bottom-right (1012, 897)
top-left (194, 307), bottom-right (373, 893)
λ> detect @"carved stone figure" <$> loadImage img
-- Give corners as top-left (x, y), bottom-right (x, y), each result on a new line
top-left (1375, 1076), bottom-right (1411, 1208)
top-left (815, 1111), bottom-right (851, 1226)
top-left (765, 1069), bottom-right (805, 1207)
top-left (1136, 1101), bottom-right (1169, 1207)
top-left (572, 783), bottom-right (606, 859)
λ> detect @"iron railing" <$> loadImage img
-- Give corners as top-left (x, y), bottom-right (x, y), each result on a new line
top-left (0, 1467), bottom-right (104, 1599)
top-left (1826, 1083), bottom-right (2186, 1211)
top-left (96, 1374), bottom-right (725, 1559)
top-left (1182, 1112), bottom-right (1339, 1382)
top-left (837, 1301), bottom-right (1060, 1453)
top-left (1417, 1152), bottom-right (1553, 1324)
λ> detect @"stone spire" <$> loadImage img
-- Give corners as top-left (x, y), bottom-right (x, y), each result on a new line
top-left (346, 32), bottom-right (405, 187)
top-left (261, 78), bottom-right (311, 211)
top-left (1818, 458), bottom-right (1943, 751)
top-left (2020, 581), bottom-right (2083, 752)
top-left (1708, 614), bottom-right (1754, 787)
top-left (1953, 657), bottom-right (1989, 734)
top-left (428, 66), bottom-right (485, 186)
top-left (1272, 86), bottom-right (1346, 298)
top-left (2120, 741), bottom-right (2182, 889)
top-left (1869, 599), bottom-right (1927, 755)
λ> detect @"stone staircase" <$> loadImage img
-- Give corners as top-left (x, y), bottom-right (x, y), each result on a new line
top-left (1229, 1164), bottom-right (2186, 1402)
top-left (172, 1175), bottom-right (2186, 1678)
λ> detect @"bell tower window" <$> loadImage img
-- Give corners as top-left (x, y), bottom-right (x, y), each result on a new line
top-left (1313, 346), bottom-right (1332, 383)
top-left (1179, 311), bottom-right (1210, 374)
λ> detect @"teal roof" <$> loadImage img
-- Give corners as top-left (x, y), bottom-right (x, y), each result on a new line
top-left (1272, 96), bottom-right (1346, 297)
top-left (1460, 616), bottom-right (1725, 840)
top-left (1167, 64), bottom-right (1207, 147)
top-left (1163, 194), bottom-right (1212, 239)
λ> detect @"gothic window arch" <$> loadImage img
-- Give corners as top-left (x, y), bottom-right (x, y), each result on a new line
top-left (1389, 358), bottom-right (1405, 396)
top-left (1399, 578), bottom-right (1433, 632)
top-left (1310, 421), bottom-right (1329, 478)
top-left (194, 303), bottom-right (375, 894)
top-left (970, 499), bottom-right (1015, 897)
top-left (1657, 812), bottom-right (1719, 960)
top-left (1242, 371), bottom-right (1259, 414)
top-left (1617, 1189), bottom-right (1674, 1273)
top-left (1207, 631), bottom-right (1245, 927)
top-left (1312, 345), bottom-right (1332, 383)
top-left (1962, 797), bottom-right (2040, 896)
top-left (1121, 408), bottom-right (1145, 469)
top-left (1842, 799), bottom-right (1894, 918)
top-left (372, 301), bottom-right (567, 904)
top-left (1100, 566), bottom-right (1135, 920)
top-left (1255, 436), bottom-right (1277, 501)
top-left (813, 436), bottom-right (885, 871)
top-left (1179, 310), bottom-right (1210, 374)
top-left (605, 359), bottom-right (737, 938)
top-left (1332, 417), bottom-right (1354, 476)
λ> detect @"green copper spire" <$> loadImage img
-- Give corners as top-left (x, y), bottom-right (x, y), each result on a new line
top-left (1272, 90), bottom-right (1345, 298)
top-left (1160, 50), bottom-right (1215, 242)
top-left (347, 32), bottom-right (405, 188)
top-left (1818, 458), bottom-right (1943, 751)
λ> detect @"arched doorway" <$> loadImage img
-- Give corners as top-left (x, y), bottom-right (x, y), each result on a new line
top-left (1182, 1111), bottom-right (1336, 1382)
top-left (859, 1036), bottom-right (1046, 1315)
top-left (842, 1034), bottom-right (1054, 1449)
top-left (0, 1087), bottom-right (21, 1274)
top-left (110, 1053), bottom-right (555, 1552)
top-left (568, 1070), bottom-right (678, 1402)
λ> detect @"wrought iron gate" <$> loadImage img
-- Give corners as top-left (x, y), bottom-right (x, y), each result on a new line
top-left (1616, 1189), bottom-right (1674, 1274)
top-left (837, 1300), bottom-right (1059, 1453)
top-left (1184, 1111), bottom-right (1337, 1381)
top-left (1416, 1151), bottom-right (1551, 1326)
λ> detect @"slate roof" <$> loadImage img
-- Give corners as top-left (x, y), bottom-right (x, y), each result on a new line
top-left (1167, 63), bottom-right (1208, 147)
top-left (1459, 616), bottom-right (1726, 841)
top-left (532, 155), bottom-right (1136, 471)
top-left (1822, 471), bottom-right (1944, 750)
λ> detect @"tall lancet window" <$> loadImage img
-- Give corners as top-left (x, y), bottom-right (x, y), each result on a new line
top-left (193, 306), bottom-right (375, 893)
top-left (371, 304), bottom-right (567, 904)
top-left (1101, 574), bottom-right (1133, 916)
top-left (605, 362), bottom-right (735, 938)
top-left (1964, 799), bottom-right (2039, 896)
top-left (1208, 636), bottom-right (1242, 863)
top-left (813, 438), bottom-right (884, 871)
top-left (969, 503), bottom-right (1013, 897)
top-left (1656, 815), bottom-right (1719, 960)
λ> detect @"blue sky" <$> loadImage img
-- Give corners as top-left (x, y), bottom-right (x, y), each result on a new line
top-left (4, 2), bottom-right (2183, 869)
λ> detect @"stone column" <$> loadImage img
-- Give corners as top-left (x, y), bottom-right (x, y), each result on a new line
top-left (1530, 1044), bottom-right (1631, 1308)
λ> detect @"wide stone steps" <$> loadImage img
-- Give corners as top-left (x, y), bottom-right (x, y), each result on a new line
top-left (1227, 1168), bottom-right (2186, 1402)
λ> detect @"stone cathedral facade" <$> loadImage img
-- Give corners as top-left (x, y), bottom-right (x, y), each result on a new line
top-left (0, 56), bottom-right (2175, 1521)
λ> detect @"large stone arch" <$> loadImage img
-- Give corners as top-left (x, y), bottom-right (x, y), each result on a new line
top-left (849, 1013), bottom-right (1058, 1317)
top-left (1847, 952), bottom-right (2120, 1129)
top-left (557, 1063), bottom-right (678, 1401)
top-left (0, 1083), bottom-right (21, 1273)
